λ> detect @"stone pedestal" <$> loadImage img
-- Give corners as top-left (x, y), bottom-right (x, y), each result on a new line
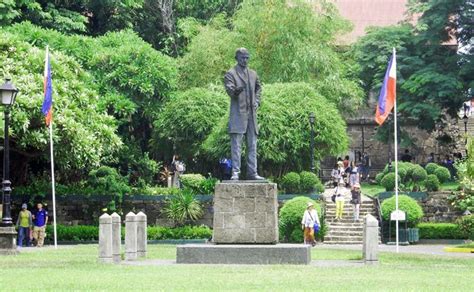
top-left (136, 211), bottom-right (147, 258)
top-left (111, 212), bottom-right (121, 263)
top-left (0, 226), bottom-right (18, 255)
top-left (98, 213), bottom-right (113, 263)
top-left (177, 244), bottom-right (310, 265)
top-left (125, 212), bottom-right (137, 261)
top-left (212, 182), bottom-right (278, 244)
top-left (363, 214), bottom-right (379, 265)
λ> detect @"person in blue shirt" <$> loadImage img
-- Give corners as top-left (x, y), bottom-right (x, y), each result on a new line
top-left (32, 203), bottom-right (48, 247)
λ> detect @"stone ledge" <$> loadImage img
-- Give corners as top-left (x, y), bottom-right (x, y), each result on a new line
top-left (176, 244), bottom-right (311, 265)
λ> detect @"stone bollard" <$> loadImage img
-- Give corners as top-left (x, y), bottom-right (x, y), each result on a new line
top-left (125, 212), bottom-right (137, 261)
top-left (111, 212), bottom-right (121, 263)
top-left (136, 211), bottom-right (147, 258)
top-left (98, 213), bottom-right (113, 263)
top-left (363, 214), bottom-right (379, 265)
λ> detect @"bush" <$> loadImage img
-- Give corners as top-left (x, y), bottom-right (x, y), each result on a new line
top-left (45, 225), bottom-right (99, 242)
top-left (381, 173), bottom-right (398, 191)
top-left (179, 174), bottom-right (206, 193)
top-left (280, 172), bottom-right (301, 193)
top-left (456, 215), bottom-right (474, 240)
top-left (425, 174), bottom-right (440, 192)
top-left (417, 223), bottom-right (464, 239)
top-left (434, 166), bottom-right (451, 183)
top-left (163, 189), bottom-right (203, 225)
top-left (88, 166), bottom-right (131, 196)
top-left (381, 195), bottom-right (424, 225)
top-left (425, 163), bottom-right (439, 175)
top-left (299, 171), bottom-right (321, 193)
top-left (279, 196), bottom-right (322, 243)
top-left (147, 225), bottom-right (212, 240)
top-left (375, 173), bottom-right (385, 185)
top-left (45, 224), bottom-right (212, 242)
top-left (411, 165), bottom-right (428, 183)
top-left (131, 186), bottom-right (181, 196)
top-left (314, 180), bottom-right (325, 194)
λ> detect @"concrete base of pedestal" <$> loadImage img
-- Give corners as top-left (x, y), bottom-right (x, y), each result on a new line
top-left (176, 244), bottom-right (311, 265)
top-left (0, 226), bottom-right (18, 255)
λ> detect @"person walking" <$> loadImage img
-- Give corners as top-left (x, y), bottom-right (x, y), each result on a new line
top-left (349, 161), bottom-right (360, 189)
top-left (335, 192), bottom-right (345, 220)
top-left (301, 202), bottom-right (320, 246)
top-left (16, 203), bottom-right (33, 247)
top-left (351, 183), bottom-right (362, 221)
top-left (32, 203), bottom-right (48, 247)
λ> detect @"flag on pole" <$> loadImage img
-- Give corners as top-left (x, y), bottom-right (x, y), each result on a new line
top-left (41, 46), bottom-right (58, 249)
top-left (42, 47), bottom-right (53, 126)
top-left (375, 50), bottom-right (397, 125)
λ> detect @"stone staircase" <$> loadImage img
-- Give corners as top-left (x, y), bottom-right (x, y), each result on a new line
top-left (322, 188), bottom-right (381, 244)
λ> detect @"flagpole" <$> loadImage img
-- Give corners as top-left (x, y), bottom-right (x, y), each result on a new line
top-left (392, 47), bottom-right (399, 253)
top-left (49, 118), bottom-right (57, 249)
top-left (45, 45), bottom-right (58, 249)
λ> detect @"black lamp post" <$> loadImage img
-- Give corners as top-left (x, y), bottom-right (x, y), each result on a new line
top-left (0, 78), bottom-right (18, 227)
top-left (309, 112), bottom-right (315, 173)
top-left (462, 113), bottom-right (468, 135)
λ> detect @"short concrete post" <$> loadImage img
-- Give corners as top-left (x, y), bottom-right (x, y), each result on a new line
top-left (111, 212), bottom-right (121, 263)
top-left (98, 213), bottom-right (113, 263)
top-left (136, 211), bottom-right (147, 258)
top-left (125, 212), bottom-right (137, 261)
top-left (363, 214), bottom-right (379, 265)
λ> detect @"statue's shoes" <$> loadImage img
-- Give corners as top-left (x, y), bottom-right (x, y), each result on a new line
top-left (247, 174), bottom-right (265, 180)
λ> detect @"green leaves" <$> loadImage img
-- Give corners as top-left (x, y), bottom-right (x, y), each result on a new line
top-left (163, 189), bottom-right (204, 226)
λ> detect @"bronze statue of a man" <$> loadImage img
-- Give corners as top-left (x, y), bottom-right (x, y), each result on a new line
top-left (224, 48), bottom-right (264, 180)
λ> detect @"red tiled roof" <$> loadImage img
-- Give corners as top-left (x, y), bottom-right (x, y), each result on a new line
top-left (332, 0), bottom-right (415, 44)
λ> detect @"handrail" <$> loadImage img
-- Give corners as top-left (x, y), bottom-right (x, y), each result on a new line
top-left (365, 193), bottom-right (384, 243)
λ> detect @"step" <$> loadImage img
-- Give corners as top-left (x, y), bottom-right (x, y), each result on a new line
top-left (326, 231), bottom-right (364, 237)
top-left (323, 241), bottom-right (363, 244)
top-left (327, 225), bottom-right (364, 231)
top-left (325, 209), bottom-right (374, 214)
top-left (324, 235), bottom-right (363, 241)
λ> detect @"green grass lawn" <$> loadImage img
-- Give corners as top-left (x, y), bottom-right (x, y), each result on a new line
top-left (1, 245), bottom-right (473, 291)
top-left (361, 182), bottom-right (460, 197)
top-left (361, 182), bottom-right (385, 197)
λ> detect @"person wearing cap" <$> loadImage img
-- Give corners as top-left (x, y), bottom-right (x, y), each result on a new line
top-left (351, 183), bottom-right (362, 221)
top-left (349, 161), bottom-right (360, 189)
top-left (301, 202), bottom-right (320, 246)
top-left (32, 203), bottom-right (48, 247)
top-left (16, 203), bottom-right (33, 247)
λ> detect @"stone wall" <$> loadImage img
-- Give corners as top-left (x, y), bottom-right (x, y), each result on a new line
top-left (11, 194), bottom-right (318, 227)
top-left (420, 191), bottom-right (463, 223)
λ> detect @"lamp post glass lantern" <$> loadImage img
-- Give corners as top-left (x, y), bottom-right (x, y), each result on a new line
top-left (0, 78), bottom-right (18, 227)
top-left (309, 112), bottom-right (315, 173)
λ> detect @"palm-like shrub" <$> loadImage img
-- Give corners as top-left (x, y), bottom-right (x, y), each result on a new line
top-left (163, 189), bottom-right (203, 226)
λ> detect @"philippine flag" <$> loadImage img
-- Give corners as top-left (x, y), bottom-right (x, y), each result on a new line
top-left (41, 47), bottom-right (53, 126)
top-left (375, 49), bottom-right (396, 125)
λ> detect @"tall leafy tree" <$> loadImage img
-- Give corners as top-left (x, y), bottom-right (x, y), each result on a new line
top-left (353, 0), bottom-right (472, 135)
top-left (179, 0), bottom-right (363, 112)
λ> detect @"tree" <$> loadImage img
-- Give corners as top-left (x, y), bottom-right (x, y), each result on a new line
top-left (6, 23), bottom-right (178, 186)
top-left (151, 86), bottom-right (228, 170)
top-left (179, 0), bottom-right (363, 112)
top-left (202, 83), bottom-right (348, 177)
top-left (353, 0), bottom-right (472, 135)
top-left (0, 31), bottom-right (121, 185)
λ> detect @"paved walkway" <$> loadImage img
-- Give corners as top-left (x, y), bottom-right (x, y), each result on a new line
top-left (317, 243), bottom-right (474, 258)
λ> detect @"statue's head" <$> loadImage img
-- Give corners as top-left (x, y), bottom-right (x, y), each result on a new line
top-left (235, 48), bottom-right (250, 68)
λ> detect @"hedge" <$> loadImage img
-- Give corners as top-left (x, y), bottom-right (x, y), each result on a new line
top-left (381, 195), bottom-right (424, 225)
top-left (417, 223), bottom-right (465, 239)
top-left (44, 224), bottom-right (212, 242)
top-left (279, 196), bottom-right (323, 243)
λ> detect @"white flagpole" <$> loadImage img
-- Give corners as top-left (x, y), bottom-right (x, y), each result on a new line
top-left (392, 47), bottom-right (399, 253)
top-left (46, 46), bottom-right (58, 249)
top-left (49, 121), bottom-right (57, 249)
